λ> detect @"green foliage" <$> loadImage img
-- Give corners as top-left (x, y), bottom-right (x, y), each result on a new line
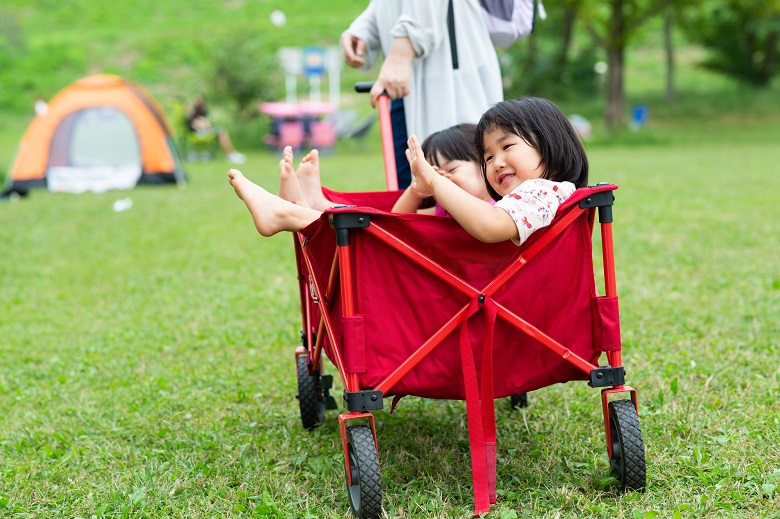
top-left (209, 31), bottom-right (284, 121)
top-left (0, 0), bottom-right (365, 115)
top-left (0, 9), bottom-right (25, 60)
top-left (502, 39), bottom-right (601, 100)
top-left (500, 0), bottom-right (601, 100)
top-left (679, 0), bottom-right (780, 86)
top-left (580, 0), bottom-right (668, 42)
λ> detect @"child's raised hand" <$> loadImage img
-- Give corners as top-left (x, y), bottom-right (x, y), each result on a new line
top-left (407, 179), bottom-right (429, 199)
top-left (405, 135), bottom-right (438, 197)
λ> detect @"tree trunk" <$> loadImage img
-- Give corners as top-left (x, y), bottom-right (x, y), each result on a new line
top-left (555, 7), bottom-right (578, 79)
top-left (664, 9), bottom-right (675, 103)
top-left (605, 0), bottom-right (626, 130)
top-left (524, 30), bottom-right (539, 92)
top-left (605, 45), bottom-right (625, 130)
top-left (761, 30), bottom-right (778, 84)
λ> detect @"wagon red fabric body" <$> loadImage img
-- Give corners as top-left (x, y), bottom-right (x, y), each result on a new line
top-left (290, 182), bottom-right (644, 517)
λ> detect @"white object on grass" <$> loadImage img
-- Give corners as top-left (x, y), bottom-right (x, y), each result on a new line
top-left (112, 198), bottom-right (133, 212)
top-left (270, 10), bottom-right (286, 27)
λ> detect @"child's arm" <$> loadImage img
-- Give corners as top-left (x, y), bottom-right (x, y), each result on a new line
top-left (406, 135), bottom-right (518, 243)
top-left (391, 182), bottom-right (435, 214)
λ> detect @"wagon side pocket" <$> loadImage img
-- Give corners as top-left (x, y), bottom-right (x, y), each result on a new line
top-left (342, 315), bottom-right (366, 373)
top-left (592, 296), bottom-right (621, 351)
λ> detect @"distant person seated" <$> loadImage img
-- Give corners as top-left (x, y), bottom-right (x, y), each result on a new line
top-left (186, 95), bottom-right (246, 164)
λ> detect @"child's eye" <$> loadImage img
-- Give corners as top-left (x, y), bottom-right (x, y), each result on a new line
top-left (485, 155), bottom-right (493, 163)
top-left (503, 144), bottom-right (513, 151)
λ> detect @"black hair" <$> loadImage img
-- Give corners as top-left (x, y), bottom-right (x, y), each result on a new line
top-left (475, 97), bottom-right (589, 200)
top-left (421, 123), bottom-right (480, 167)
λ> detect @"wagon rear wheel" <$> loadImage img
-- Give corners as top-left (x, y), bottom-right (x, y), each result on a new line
top-left (345, 425), bottom-right (382, 519)
top-left (296, 354), bottom-right (324, 430)
top-left (608, 399), bottom-right (646, 490)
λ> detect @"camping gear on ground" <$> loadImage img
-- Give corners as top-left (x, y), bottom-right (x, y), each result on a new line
top-left (7, 74), bottom-right (186, 194)
top-left (288, 86), bottom-right (646, 518)
top-left (331, 110), bottom-right (377, 148)
top-left (260, 101), bottom-right (337, 153)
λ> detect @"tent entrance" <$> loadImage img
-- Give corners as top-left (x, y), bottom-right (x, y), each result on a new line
top-left (47, 106), bottom-right (142, 193)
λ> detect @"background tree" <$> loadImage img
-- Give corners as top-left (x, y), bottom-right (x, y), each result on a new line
top-left (679, 0), bottom-right (780, 87)
top-left (660, 0), bottom-right (692, 104)
top-left (209, 31), bottom-right (283, 121)
top-left (582, 0), bottom-right (668, 130)
top-left (663, 3), bottom-right (675, 102)
top-left (552, 0), bottom-right (587, 79)
top-left (501, 0), bottom-right (599, 100)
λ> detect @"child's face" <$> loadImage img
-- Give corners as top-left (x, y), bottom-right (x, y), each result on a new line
top-left (433, 152), bottom-right (488, 201)
top-left (481, 128), bottom-right (544, 197)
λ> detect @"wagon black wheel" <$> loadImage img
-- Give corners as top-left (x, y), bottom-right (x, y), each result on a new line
top-left (510, 392), bottom-right (529, 409)
top-left (296, 355), bottom-right (324, 430)
top-left (345, 425), bottom-right (382, 519)
top-left (608, 399), bottom-right (646, 490)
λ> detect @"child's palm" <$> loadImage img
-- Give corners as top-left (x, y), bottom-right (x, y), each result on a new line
top-left (405, 135), bottom-right (437, 196)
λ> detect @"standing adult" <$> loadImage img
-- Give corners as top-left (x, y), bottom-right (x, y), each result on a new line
top-left (340, 0), bottom-right (503, 189)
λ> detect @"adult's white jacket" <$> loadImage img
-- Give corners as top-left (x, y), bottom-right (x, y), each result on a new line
top-left (346, 0), bottom-right (504, 141)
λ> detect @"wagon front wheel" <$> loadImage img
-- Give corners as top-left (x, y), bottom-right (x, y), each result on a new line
top-left (608, 399), bottom-right (646, 490)
top-left (296, 354), bottom-right (324, 430)
top-left (345, 425), bottom-right (382, 519)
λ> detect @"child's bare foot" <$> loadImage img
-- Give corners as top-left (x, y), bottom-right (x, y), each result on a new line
top-left (277, 146), bottom-right (306, 205)
top-left (296, 149), bottom-right (332, 211)
top-left (228, 169), bottom-right (322, 236)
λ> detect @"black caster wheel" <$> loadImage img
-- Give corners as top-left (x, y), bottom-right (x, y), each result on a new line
top-left (509, 392), bottom-right (529, 409)
top-left (608, 399), bottom-right (647, 490)
top-left (345, 425), bottom-right (382, 519)
top-left (296, 355), bottom-right (324, 430)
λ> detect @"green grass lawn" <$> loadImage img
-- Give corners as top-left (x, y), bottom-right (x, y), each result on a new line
top-left (1, 114), bottom-right (779, 518)
top-left (2, 1), bottom-right (779, 516)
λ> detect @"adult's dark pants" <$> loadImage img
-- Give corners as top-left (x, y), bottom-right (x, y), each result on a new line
top-left (391, 99), bottom-right (411, 190)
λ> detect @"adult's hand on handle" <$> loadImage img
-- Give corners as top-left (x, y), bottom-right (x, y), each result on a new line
top-left (369, 37), bottom-right (414, 107)
top-left (340, 32), bottom-right (366, 68)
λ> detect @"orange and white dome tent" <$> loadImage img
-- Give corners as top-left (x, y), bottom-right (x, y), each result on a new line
top-left (8, 74), bottom-right (186, 193)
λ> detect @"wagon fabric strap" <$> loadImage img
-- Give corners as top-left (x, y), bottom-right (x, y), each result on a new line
top-left (459, 294), bottom-right (498, 515)
top-left (481, 296), bottom-right (498, 503)
top-left (592, 295), bottom-right (621, 351)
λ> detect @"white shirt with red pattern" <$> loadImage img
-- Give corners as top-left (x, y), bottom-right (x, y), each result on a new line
top-left (494, 178), bottom-right (576, 245)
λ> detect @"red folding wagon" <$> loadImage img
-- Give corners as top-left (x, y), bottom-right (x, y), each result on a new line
top-left (290, 92), bottom-right (646, 518)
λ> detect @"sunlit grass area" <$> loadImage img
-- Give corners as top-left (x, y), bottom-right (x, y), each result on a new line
top-left (1, 120), bottom-right (779, 517)
top-left (1, 2), bottom-right (780, 516)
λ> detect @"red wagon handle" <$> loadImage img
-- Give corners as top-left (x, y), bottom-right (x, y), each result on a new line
top-left (355, 82), bottom-right (399, 192)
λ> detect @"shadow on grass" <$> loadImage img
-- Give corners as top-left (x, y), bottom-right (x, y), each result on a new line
top-left (295, 392), bottom-right (625, 515)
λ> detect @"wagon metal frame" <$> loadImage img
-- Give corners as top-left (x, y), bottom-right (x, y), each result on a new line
top-left (289, 93), bottom-right (645, 518)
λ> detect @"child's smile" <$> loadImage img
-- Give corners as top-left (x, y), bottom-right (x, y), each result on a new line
top-left (496, 171), bottom-right (516, 187)
top-left (482, 128), bottom-right (544, 196)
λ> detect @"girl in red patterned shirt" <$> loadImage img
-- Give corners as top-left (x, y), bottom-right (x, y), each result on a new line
top-left (405, 97), bottom-right (589, 245)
